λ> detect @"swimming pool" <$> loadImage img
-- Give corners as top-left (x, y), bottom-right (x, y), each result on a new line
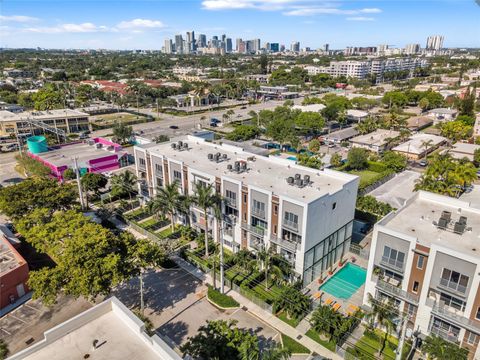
top-left (286, 156), bottom-right (297, 161)
top-left (319, 263), bottom-right (367, 300)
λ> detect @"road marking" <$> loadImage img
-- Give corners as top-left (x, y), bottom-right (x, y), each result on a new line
top-left (0, 327), bottom-right (11, 335)
top-left (9, 314), bottom-right (27, 324)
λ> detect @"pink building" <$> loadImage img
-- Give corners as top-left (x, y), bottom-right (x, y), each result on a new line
top-left (28, 137), bottom-right (127, 181)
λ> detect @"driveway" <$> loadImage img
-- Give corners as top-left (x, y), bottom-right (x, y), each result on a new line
top-left (369, 170), bottom-right (420, 208)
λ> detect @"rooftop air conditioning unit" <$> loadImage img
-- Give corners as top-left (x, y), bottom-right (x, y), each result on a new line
top-left (287, 177), bottom-right (294, 185)
top-left (295, 178), bottom-right (303, 187)
top-left (304, 174), bottom-right (310, 184)
top-left (171, 143), bottom-right (177, 150)
top-left (208, 153), bottom-right (214, 160)
top-left (294, 173), bottom-right (301, 180)
top-left (95, 143), bottom-right (102, 149)
top-left (227, 164), bottom-right (233, 171)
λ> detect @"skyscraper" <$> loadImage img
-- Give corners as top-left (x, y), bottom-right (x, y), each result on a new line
top-left (426, 35), bottom-right (444, 50)
top-left (290, 41), bottom-right (300, 52)
top-left (164, 39), bottom-right (173, 54)
top-left (323, 44), bottom-right (329, 52)
top-left (236, 38), bottom-right (242, 52)
top-left (269, 43), bottom-right (279, 52)
top-left (175, 34), bottom-right (183, 54)
top-left (186, 31), bottom-right (195, 52)
top-left (404, 43), bottom-right (420, 55)
top-left (226, 38), bottom-right (233, 53)
top-left (198, 34), bottom-right (207, 48)
top-left (253, 38), bottom-right (261, 52)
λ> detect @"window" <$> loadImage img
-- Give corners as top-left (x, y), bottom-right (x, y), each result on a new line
top-left (412, 281), bottom-right (419, 293)
top-left (252, 199), bottom-right (266, 218)
top-left (273, 225), bottom-right (277, 235)
top-left (284, 211), bottom-right (299, 228)
top-left (417, 255), bottom-right (424, 270)
top-left (173, 170), bottom-right (182, 181)
top-left (274, 205), bottom-right (278, 216)
top-left (406, 303), bottom-right (417, 317)
top-left (155, 163), bottom-right (163, 174)
top-left (138, 158), bottom-right (146, 166)
top-left (226, 190), bottom-right (236, 202)
top-left (332, 202), bottom-right (336, 210)
top-left (440, 292), bottom-right (466, 312)
top-left (467, 332), bottom-right (478, 346)
top-left (156, 177), bottom-right (163, 187)
top-left (440, 268), bottom-right (469, 293)
top-left (381, 246), bottom-right (405, 270)
top-left (243, 194), bottom-right (247, 203)
top-left (476, 307), bottom-right (480, 320)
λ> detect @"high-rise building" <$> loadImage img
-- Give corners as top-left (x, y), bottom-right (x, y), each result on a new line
top-left (426, 35), bottom-right (444, 50)
top-left (323, 44), bottom-right (329, 52)
top-left (198, 34), bottom-right (207, 48)
top-left (186, 31), bottom-right (195, 52)
top-left (405, 43), bottom-right (420, 55)
top-left (164, 39), bottom-right (173, 54)
top-left (269, 43), bottom-right (279, 52)
top-left (134, 136), bottom-right (359, 285)
top-left (290, 41), bottom-right (300, 52)
top-left (175, 34), bottom-right (184, 54)
top-left (253, 38), bottom-right (261, 52)
top-left (226, 38), bottom-right (233, 53)
top-left (238, 40), bottom-right (246, 54)
top-left (363, 191), bottom-right (480, 358)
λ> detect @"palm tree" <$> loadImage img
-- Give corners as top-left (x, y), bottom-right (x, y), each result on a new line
top-left (261, 346), bottom-right (291, 360)
top-left (252, 246), bottom-right (284, 290)
top-left (152, 182), bottom-right (181, 231)
top-left (192, 183), bottom-right (220, 257)
top-left (222, 112), bottom-right (230, 124)
top-left (310, 305), bottom-right (341, 341)
top-left (420, 139), bottom-right (434, 161)
top-left (366, 293), bottom-right (397, 356)
top-left (422, 334), bottom-right (468, 360)
top-left (110, 170), bottom-right (137, 204)
top-left (177, 194), bottom-right (193, 226)
top-left (454, 162), bottom-right (477, 189)
top-left (192, 82), bottom-right (210, 107)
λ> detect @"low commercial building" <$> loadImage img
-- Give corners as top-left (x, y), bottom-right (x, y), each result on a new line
top-left (292, 104), bottom-right (325, 113)
top-left (448, 142), bottom-right (480, 162)
top-left (321, 127), bottom-right (359, 145)
top-left (392, 134), bottom-right (446, 160)
top-left (346, 109), bottom-right (369, 123)
top-left (363, 191), bottom-right (480, 359)
top-left (406, 116), bottom-right (434, 131)
top-left (428, 108), bottom-right (458, 124)
top-left (28, 138), bottom-right (128, 181)
top-left (256, 86), bottom-right (299, 100)
top-left (0, 227), bottom-right (29, 311)
top-left (8, 296), bottom-right (182, 360)
top-left (350, 129), bottom-right (400, 153)
top-left (244, 74), bottom-right (269, 84)
top-left (0, 109), bottom-right (90, 137)
top-left (134, 136), bottom-right (359, 285)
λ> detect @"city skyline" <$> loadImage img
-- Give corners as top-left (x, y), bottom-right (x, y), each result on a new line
top-left (1, 0), bottom-right (480, 50)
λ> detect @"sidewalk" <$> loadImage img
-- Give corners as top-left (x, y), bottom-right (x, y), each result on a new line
top-left (173, 256), bottom-right (342, 360)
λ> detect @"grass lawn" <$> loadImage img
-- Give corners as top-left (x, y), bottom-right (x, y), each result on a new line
top-left (137, 217), bottom-right (158, 229)
top-left (305, 329), bottom-right (336, 352)
top-left (124, 207), bottom-right (150, 220)
top-left (281, 334), bottom-right (310, 354)
top-left (207, 286), bottom-right (239, 308)
top-left (156, 225), bottom-right (180, 238)
top-left (348, 170), bottom-right (385, 189)
top-left (277, 311), bottom-right (301, 328)
top-left (350, 329), bottom-right (400, 360)
top-left (94, 112), bottom-right (145, 124)
top-left (251, 281), bottom-right (282, 304)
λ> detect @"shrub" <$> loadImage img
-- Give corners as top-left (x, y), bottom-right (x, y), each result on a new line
top-left (347, 148), bottom-right (369, 170)
top-left (207, 286), bottom-right (239, 308)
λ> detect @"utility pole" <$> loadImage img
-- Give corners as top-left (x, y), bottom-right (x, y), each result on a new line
top-left (140, 270), bottom-right (144, 315)
top-left (15, 131), bottom-right (23, 155)
top-left (395, 314), bottom-right (409, 360)
top-left (73, 157), bottom-right (86, 210)
top-left (219, 205), bottom-right (225, 294)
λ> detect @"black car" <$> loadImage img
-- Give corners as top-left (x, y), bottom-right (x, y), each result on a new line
top-left (169, 125), bottom-right (179, 129)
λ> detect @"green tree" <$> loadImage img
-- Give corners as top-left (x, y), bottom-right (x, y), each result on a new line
top-left (15, 154), bottom-right (51, 178)
top-left (456, 114), bottom-right (476, 126)
top-left (330, 153), bottom-right (343, 168)
top-left (473, 148), bottom-right (480, 166)
top-left (273, 285), bottom-right (310, 321)
top-left (418, 97), bottom-right (430, 112)
top-left (192, 183), bottom-right (220, 257)
top-left (0, 339), bottom-right (9, 360)
top-left (295, 112), bottom-right (325, 135)
top-left (31, 84), bottom-right (65, 110)
top-left (440, 121), bottom-right (472, 141)
top-left (62, 168), bottom-right (76, 180)
top-left (0, 177), bottom-right (77, 220)
top-left (110, 170), bottom-right (137, 199)
top-left (310, 305), bottom-right (341, 342)
top-left (347, 148), bottom-right (369, 170)
top-left (150, 182), bottom-right (181, 232)
top-left (153, 134), bottom-right (170, 143)
top-left (253, 246), bottom-right (284, 290)
top-left (365, 293), bottom-right (397, 356)
top-left (382, 91), bottom-right (408, 108)
top-left (457, 87), bottom-right (476, 117)
top-left (226, 125), bottom-right (260, 141)
top-left (297, 154), bottom-right (324, 169)
top-left (381, 151), bottom-right (407, 172)
top-left (308, 139), bottom-right (320, 153)
top-left (422, 334), bottom-right (468, 360)
top-left (112, 121), bottom-right (133, 144)
top-left (81, 172), bottom-right (108, 207)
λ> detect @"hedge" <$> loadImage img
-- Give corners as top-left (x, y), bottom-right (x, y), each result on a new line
top-left (207, 286), bottom-right (239, 308)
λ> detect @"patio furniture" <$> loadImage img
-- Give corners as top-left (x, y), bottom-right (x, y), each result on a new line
top-left (325, 297), bottom-right (335, 306)
top-left (346, 304), bottom-right (359, 315)
top-left (332, 303), bottom-right (342, 312)
top-left (313, 291), bottom-right (323, 300)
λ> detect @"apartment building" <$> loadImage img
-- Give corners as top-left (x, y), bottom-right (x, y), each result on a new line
top-left (0, 109), bottom-right (90, 136)
top-left (363, 191), bottom-right (480, 359)
top-left (134, 136), bottom-right (359, 284)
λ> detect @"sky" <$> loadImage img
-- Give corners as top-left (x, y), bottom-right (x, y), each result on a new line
top-left (1, 0), bottom-right (479, 50)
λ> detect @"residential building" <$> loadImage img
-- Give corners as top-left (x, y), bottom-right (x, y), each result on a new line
top-left (321, 127), bottom-right (359, 145)
top-left (392, 134), bottom-right (446, 160)
top-left (28, 137), bottom-right (128, 181)
top-left (174, 34), bottom-right (184, 54)
top-left (428, 108), bottom-right (458, 124)
top-left (1, 226), bottom-right (29, 311)
top-left (405, 43), bottom-right (421, 55)
top-left (2, 68), bottom-right (35, 78)
top-left (426, 35), bottom-right (444, 51)
top-left (0, 109), bottom-right (90, 137)
top-left (133, 136), bottom-right (359, 285)
top-left (363, 191), bottom-right (480, 359)
top-left (406, 116), bottom-right (434, 131)
top-left (290, 42), bottom-right (300, 52)
top-left (350, 129), bottom-right (400, 153)
top-left (448, 142), bottom-right (480, 162)
top-left (346, 109), bottom-right (369, 123)
top-left (8, 296), bottom-right (182, 360)
top-left (164, 39), bottom-right (173, 54)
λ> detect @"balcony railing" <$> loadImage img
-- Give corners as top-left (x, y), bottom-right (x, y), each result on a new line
top-left (439, 278), bottom-right (467, 295)
top-left (224, 197), bottom-right (237, 208)
top-left (224, 227), bottom-right (233, 237)
top-left (249, 237), bottom-right (263, 250)
top-left (241, 222), bottom-right (265, 237)
top-left (380, 256), bottom-right (404, 273)
top-left (430, 325), bottom-right (460, 343)
top-left (426, 298), bottom-right (480, 334)
top-left (375, 278), bottom-right (419, 304)
top-left (251, 207), bottom-right (266, 219)
top-left (283, 219), bottom-right (299, 231)
top-left (270, 236), bottom-right (298, 253)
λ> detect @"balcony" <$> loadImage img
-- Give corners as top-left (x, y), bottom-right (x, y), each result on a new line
top-left (375, 278), bottom-right (419, 304)
top-left (249, 236), bottom-right (263, 250)
top-left (224, 197), bottom-right (237, 209)
top-left (251, 207), bottom-right (266, 219)
top-left (270, 236), bottom-right (298, 253)
top-left (430, 325), bottom-right (460, 343)
top-left (380, 256), bottom-right (404, 273)
top-left (426, 298), bottom-right (480, 334)
top-left (438, 278), bottom-right (467, 296)
top-left (241, 222), bottom-right (265, 237)
top-left (224, 227), bottom-right (233, 237)
top-left (283, 219), bottom-right (299, 231)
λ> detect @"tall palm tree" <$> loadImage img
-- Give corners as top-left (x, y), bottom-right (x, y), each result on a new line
top-left (253, 246), bottom-right (284, 290)
top-left (111, 170), bottom-right (137, 204)
top-left (310, 305), bottom-right (341, 342)
top-left (192, 182), bottom-right (220, 257)
top-left (152, 182), bottom-right (181, 231)
top-left (454, 162), bottom-right (478, 188)
top-left (366, 293), bottom-right (397, 356)
top-left (261, 346), bottom-right (291, 360)
top-left (420, 139), bottom-right (434, 161)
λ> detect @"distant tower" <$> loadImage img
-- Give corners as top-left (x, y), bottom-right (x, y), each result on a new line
top-left (290, 41), bottom-right (300, 52)
top-left (226, 38), bottom-right (233, 53)
top-left (164, 39), bottom-right (173, 54)
top-left (426, 35), bottom-right (444, 50)
top-left (175, 34), bottom-right (184, 54)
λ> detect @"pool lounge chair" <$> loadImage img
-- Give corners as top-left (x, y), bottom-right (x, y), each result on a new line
top-left (332, 303), bottom-right (341, 312)
top-left (324, 297), bottom-right (335, 306)
top-left (346, 304), bottom-right (359, 315)
top-left (313, 291), bottom-right (323, 300)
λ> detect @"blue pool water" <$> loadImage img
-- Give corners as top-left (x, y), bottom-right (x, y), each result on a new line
top-left (287, 156), bottom-right (297, 161)
top-left (319, 263), bottom-right (367, 300)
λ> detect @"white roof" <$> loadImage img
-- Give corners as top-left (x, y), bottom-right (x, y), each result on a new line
top-left (292, 103), bottom-right (326, 112)
top-left (392, 134), bottom-right (446, 155)
top-left (379, 191), bottom-right (480, 258)
top-left (346, 109), bottom-right (368, 118)
top-left (350, 129), bottom-right (400, 146)
top-left (428, 108), bottom-right (457, 115)
top-left (0, 109), bottom-right (88, 123)
top-left (448, 142), bottom-right (480, 161)
top-left (139, 136), bottom-right (358, 204)
top-left (8, 297), bottom-right (181, 360)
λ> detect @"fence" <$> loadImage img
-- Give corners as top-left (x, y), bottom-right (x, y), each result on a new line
top-left (359, 172), bottom-right (396, 196)
top-left (349, 243), bottom-right (370, 260)
top-left (230, 282), bottom-right (273, 314)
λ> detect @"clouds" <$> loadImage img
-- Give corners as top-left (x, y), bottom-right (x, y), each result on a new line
top-left (117, 18), bottom-right (166, 29)
top-left (25, 23), bottom-right (108, 34)
top-left (0, 15), bottom-right (39, 23)
top-left (201, 0), bottom-right (382, 20)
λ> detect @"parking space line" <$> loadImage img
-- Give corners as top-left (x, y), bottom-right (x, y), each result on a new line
top-left (24, 304), bottom-right (42, 312)
top-left (1, 328), bottom-right (11, 335)
top-left (9, 314), bottom-right (27, 324)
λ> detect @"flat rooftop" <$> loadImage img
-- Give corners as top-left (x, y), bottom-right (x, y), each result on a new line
top-left (0, 109), bottom-right (88, 123)
top-left (11, 297), bottom-right (181, 360)
top-left (36, 141), bottom-right (123, 168)
top-left (0, 235), bottom-right (25, 276)
top-left (379, 191), bottom-right (480, 257)
top-left (350, 129), bottom-right (400, 146)
top-left (139, 136), bottom-right (358, 203)
top-left (392, 134), bottom-right (446, 155)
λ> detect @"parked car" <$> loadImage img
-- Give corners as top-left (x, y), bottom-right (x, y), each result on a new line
top-left (418, 159), bottom-right (428, 167)
top-left (169, 125), bottom-right (179, 129)
top-left (240, 106), bottom-right (247, 109)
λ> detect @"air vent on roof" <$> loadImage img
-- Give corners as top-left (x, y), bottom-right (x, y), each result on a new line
top-left (208, 153), bottom-right (213, 160)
